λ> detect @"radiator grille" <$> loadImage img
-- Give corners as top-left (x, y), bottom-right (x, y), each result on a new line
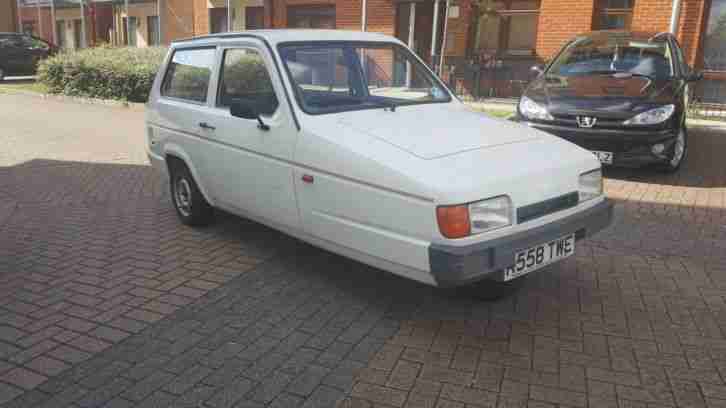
top-left (517, 192), bottom-right (579, 224)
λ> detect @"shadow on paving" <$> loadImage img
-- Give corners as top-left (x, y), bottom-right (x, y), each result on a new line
top-left (2, 153), bottom-right (726, 406)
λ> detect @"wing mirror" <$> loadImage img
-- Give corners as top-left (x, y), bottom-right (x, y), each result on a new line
top-left (530, 64), bottom-right (545, 77)
top-left (686, 71), bottom-right (704, 82)
top-left (230, 101), bottom-right (270, 131)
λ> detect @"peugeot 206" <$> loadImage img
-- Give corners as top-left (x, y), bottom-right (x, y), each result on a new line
top-left (517, 31), bottom-right (703, 173)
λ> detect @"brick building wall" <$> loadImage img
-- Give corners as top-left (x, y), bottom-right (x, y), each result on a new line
top-left (0, 0), bottom-right (18, 33)
top-left (535, 0), bottom-right (596, 59)
top-left (630, 0), bottom-right (708, 66)
top-left (162, 0), bottom-right (198, 43)
top-left (365, 0), bottom-right (396, 36)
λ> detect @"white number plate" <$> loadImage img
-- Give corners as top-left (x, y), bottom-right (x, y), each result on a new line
top-left (591, 150), bottom-right (613, 164)
top-left (504, 234), bottom-right (575, 281)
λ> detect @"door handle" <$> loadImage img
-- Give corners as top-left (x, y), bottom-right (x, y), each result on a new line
top-left (199, 122), bottom-right (216, 130)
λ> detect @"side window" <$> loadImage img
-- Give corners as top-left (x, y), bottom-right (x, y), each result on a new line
top-left (217, 48), bottom-right (279, 115)
top-left (161, 48), bottom-right (216, 104)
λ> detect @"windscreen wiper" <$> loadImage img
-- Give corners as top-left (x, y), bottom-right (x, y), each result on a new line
top-left (611, 71), bottom-right (656, 81)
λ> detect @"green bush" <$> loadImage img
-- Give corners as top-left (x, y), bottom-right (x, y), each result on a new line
top-left (37, 46), bottom-right (168, 103)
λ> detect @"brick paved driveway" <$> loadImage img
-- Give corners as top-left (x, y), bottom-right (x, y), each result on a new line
top-left (2, 93), bottom-right (726, 408)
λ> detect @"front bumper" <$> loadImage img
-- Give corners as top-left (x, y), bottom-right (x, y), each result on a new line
top-left (519, 120), bottom-right (678, 167)
top-left (428, 198), bottom-right (613, 287)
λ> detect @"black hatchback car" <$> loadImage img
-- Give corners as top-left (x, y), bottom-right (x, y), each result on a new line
top-left (0, 32), bottom-right (56, 81)
top-left (516, 31), bottom-right (703, 172)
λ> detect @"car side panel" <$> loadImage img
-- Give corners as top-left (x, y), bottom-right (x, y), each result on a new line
top-left (293, 128), bottom-right (438, 283)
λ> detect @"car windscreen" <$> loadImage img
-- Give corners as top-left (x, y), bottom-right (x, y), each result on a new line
top-left (547, 38), bottom-right (674, 79)
top-left (278, 42), bottom-right (451, 114)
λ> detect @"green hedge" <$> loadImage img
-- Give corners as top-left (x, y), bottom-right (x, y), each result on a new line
top-left (37, 46), bottom-right (167, 103)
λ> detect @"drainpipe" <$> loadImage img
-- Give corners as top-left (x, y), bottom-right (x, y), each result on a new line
top-left (431, 0), bottom-right (440, 67)
top-left (669, 0), bottom-right (682, 34)
top-left (16, 0), bottom-right (22, 34)
top-left (157, 0), bottom-right (162, 44)
top-left (124, 0), bottom-right (129, 45)
top-left (51, 0), bottom-right (56, 45)
top-left (80, 0), bottom-right (86, 48)
top-left (36, 0), bottom-right (43, 39)
top-left (406, 2), bottom-right (416, 87)
top-left (438, 0), bottom-right (450, 76)
top-left (361, 0), bottom-right (367, 31)
top-left (227, 0), bottom-right (231, 31)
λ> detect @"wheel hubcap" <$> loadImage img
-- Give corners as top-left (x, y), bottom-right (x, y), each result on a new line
top-left (671, 129), bottom-right (685, 167)
top-left (174, 178), bottom-right (192, 217)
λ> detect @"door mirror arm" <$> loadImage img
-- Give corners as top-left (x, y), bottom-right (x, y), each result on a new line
top-left (256, 117), bottom-right (270, 131)
top-left (230, 101), bottom-right (270, 131)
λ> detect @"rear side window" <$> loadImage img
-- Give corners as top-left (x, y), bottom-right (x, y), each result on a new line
top-left (217, 48), bottom-right (279, 115)
top-left (161, 48), bottom-right (216, 103)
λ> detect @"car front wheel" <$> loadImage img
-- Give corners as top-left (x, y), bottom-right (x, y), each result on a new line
top-left (657, 125), bottom-right (687, 173)
top-left (169, 161), bottom-right (214, 226)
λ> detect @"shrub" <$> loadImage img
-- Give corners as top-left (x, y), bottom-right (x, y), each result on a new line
top-left (37, 46), bottom-right (168, 103)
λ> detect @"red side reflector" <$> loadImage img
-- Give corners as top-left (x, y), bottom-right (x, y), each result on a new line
top-left (302, 174), bottom-right (314, 184)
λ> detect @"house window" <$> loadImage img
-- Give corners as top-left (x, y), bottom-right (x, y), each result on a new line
top-left (147, 16), bottom-right (160, 46)
top-left (210, 8), bottom-right (228, 33)
top-left (475, 1), bottom-right (540, 56)
top-left (594, 0), bottom-right (634, 30)
top-left (287, 5), bottom-right (336, 29)
top-left (703, 0), bottom-right (726, 71)
top-left (22, 21), bottom-right (35, 36)
top-left (246, 6), bottom-right (264, 29)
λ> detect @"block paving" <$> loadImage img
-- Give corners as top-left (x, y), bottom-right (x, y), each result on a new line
top-left (2, 94), bottom-right (726, 407)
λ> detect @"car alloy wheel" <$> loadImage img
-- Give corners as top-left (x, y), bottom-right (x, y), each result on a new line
top-left (174, 177), bottom-right (193, 217)
top-left (168, 160), bottom-right (214, 226)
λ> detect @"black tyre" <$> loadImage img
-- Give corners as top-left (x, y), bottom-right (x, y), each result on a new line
top-left (0, 68), bottom-right (5, 82)
top-left (168, 160), bottom-right (214, 226)
top-left (656, 125), bottom-right (687, 173)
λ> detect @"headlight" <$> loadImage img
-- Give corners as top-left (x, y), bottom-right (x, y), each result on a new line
top-left (579, 169), bottom-right (603, 202)
top-left (437, 196), bottom-right (512, 239)
top-left (519, 96), bottom-right (554, 121)
top-left (624, 104), bottom-right (675, 125)
top-left (469, 196), bottom-right (513, 234)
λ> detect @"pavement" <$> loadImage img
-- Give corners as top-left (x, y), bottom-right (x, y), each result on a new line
top-left (2, 92), bottom-right (726, 408)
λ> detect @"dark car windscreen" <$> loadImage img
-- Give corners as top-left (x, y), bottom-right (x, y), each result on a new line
top-left (548, 38), bottom-right (674, 79)
top-left (278, 42), bottom-right (451, 114)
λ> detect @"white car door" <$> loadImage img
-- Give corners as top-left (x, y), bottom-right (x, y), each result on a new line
top-left (200, 42), bottom-right (301, 230)
top-left (153, 46), bottom-right (218, 202)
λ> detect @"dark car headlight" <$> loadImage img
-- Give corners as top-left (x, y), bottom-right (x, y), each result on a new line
top-left (624, 105), bottom-right (675, 125)
top-left (518, 96), bottom-right (554, 121)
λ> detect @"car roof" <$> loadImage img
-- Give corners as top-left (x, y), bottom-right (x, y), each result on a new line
top-left (172, 29), bottom-right (402, 47)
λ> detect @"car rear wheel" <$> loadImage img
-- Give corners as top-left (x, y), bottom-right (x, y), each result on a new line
top-left (168, 160), bottom-right (214, 226)
top-left (657, 125), bottom-right (687, 173)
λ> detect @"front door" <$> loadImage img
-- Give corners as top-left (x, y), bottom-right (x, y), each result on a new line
top-left (73, 19), bottom-right (82, 48)
top-left (202, 44), bottom-right (300, 229)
